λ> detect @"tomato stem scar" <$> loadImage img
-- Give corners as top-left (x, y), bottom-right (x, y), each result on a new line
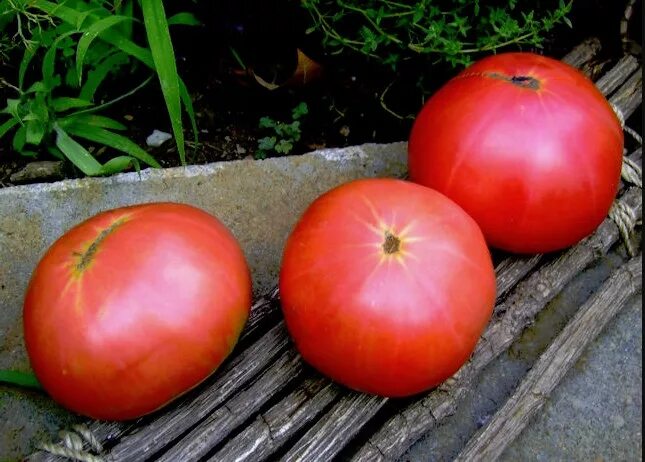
top-left (485, 72), bottom-right (540, 90)
top-left (382, 231), bottom-right (401, 254)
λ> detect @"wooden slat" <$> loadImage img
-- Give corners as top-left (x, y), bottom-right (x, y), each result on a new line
top-left (609, 66), bottom-right (643, 121)
top-left (212, 378), bottom-right (340, 462)
top-left (561, 37), bottom-right (601, 67)
top-left (455, 255), bottom-right (642, 461)
top-left (158, 347), bottom-right (303, 461)
top-left (493, 255), bottom-right (543, 300)
top-left (108, 322), bottom-right (290, 462)
top-left (595, 55), bottom-right (640, 96)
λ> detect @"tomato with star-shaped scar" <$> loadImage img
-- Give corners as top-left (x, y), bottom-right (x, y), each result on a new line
top-left (279, 178), bottom-right (496, 397)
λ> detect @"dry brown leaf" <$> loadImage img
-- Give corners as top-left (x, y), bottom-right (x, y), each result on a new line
top-left (248, 48), bottom-right (322, 90)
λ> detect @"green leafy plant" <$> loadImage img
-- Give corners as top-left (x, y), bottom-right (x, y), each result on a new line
top-left (256, 102), bottom-right (308, 159)
top-left (0, 0), bottom-right (199, 176)
top-left (302, 0), bottom-right (573, 68)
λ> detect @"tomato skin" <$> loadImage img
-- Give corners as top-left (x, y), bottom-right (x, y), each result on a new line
top-left (408, 52), bottom-right (624, 254)
top-left (23, 203), bottom-right (252, 420)
top-left (279, 178), bottom-right (496, 397)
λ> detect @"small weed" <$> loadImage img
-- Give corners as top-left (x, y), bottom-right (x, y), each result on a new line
top-left (0, 0), bottom-right (199, 176)
top-left (255, 102), bottom-right (308, 159)
top-left (302, 0), bottom-right (573, 69)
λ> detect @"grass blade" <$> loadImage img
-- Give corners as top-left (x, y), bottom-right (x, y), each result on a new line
top-left (42, 30), bottom-right (77, 86)
top-left (76, 15), bottom-right (132, 85)
top-left (53, 124), bottom-right (102, 175)
top-left (0, 118), bottom-right (19, 139)
top-left (64, 123), bottom-right (160, 168)
top-left (118, 0), bottom-right (135, 39)
top-left (141, 0), bottom-right (185, 164)
top-left (19, 46), bottom-right (38, 90)
top-left (51, 97), bottom-right (93, 113)
top-left (59, 114), bottom-right (127, 131)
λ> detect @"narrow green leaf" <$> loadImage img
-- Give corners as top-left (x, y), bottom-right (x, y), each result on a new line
top-left (65, 124), bottom-right (160, 168)
top-left (51, 97), bottom-right (93, 113)
top-left (141, 0), bottom-right (185, 164)
top-left (19, 46), bottom-right (38, 90)
top-left (13, 126), bottom-right (27, 151)
top-left (0, 118), bottom-right (19, 139)
top-left (76, 15), bottom-right (131, 85)
top-left (42, 30), bottom-right (77, 86)
top-left (27, 97), bottom-right (49, 123)
top-left (118, 0), bottom-right (135, 39)
top-left (0, 370), bottom-right (43, 390)
top-left (59, 114), bottom-right (127, 131)
top-left (167, 12), bottom-right (201, 26)
top-left (53, 124), bottom-right (103, 176)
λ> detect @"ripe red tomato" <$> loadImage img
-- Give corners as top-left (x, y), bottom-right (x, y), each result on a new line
top-left (23, 203), bottom-right (252, 420)
top-left (279, 178), bottom-right (496, 397)
top-left (408, 52), bottom-right (624, 254)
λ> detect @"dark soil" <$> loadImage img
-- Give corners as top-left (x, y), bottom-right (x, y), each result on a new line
top-left (0, 0), bottom-right (641, 187)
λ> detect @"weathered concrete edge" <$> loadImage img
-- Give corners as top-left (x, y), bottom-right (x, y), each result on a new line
top-left (0, 143), bottom-right (407, 196)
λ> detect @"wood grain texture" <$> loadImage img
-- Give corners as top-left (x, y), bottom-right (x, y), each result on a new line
top-left (561, 37), bottom-right (601, 67)
top-left (609, 66), bottom-right (642, 121)
top-left (455, 255), bottom-right (642, 462)
top-left (157, 347), bottom-right (303, 462)
top-left (211, 378), bottom-right (340, 462)
top-left (595, 55), bottom-right (640, 96)
top-left (281, 392), bottom-right (389, 462)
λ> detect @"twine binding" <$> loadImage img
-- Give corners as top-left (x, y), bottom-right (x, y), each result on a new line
top-left (608, 199), bottom-right (640, 257)
top-left (39, 424), bottom-right (105, 462)
top-left (608, 101), bottom-right (642, 254)
top-left (622, 156), bottom-right (643, 188)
